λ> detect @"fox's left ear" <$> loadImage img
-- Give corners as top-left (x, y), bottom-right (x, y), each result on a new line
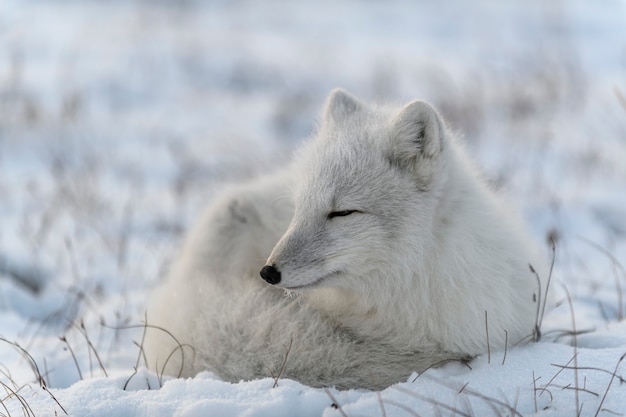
top-left (323, 88), bottom-right (363, 125)
top-left (389, 100), bottom-right (445, 183)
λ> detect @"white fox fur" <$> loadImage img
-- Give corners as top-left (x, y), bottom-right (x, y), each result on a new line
top-left (144, 89), bottom-right (547, 390)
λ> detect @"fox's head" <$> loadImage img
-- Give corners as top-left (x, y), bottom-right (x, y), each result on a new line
top-left (261, 89), bottom-right (450, 297)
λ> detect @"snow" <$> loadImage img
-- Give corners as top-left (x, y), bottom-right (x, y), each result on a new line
top-left (1, 0), bottom-right (626, 415)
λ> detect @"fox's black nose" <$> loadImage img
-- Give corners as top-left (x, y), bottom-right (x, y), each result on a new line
top-left (260, 264), bottom-right (281, 285)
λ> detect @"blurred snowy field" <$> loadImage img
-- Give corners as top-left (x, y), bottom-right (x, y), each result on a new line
top-left (1, 0), bottom-right (626, 416)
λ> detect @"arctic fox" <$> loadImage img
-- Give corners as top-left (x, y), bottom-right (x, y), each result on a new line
top-left (145, 89), bottom-right (547, 390)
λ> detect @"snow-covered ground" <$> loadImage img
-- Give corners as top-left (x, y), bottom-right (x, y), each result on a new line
top-left (1, 0), bottom-right (625, 415)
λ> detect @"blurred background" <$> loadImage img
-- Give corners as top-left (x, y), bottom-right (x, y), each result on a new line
top-left (0, 0), bottom-right (625, 387)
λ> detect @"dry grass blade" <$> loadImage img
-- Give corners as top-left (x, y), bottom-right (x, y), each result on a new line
top-left (159, 343), bottom-right (195, 386)
top-left (324, 389), bottom-right (348, 417)
top-left (540, 237), bottom-right (556, 330)
top-left (553, 384), bottom-right (598, 397)
top-left (560, 284), bottom-right (580, 416)
top-left (530, 264), bottom-right (543, 342)
top-left (383, 398), bottom-right (423, 417)
top-left (531, 238), bottom-right (555, 343)
top-left (511, 387), bottom-right (521, 417)
top-left (272, 337), bottom-right (293, 388)
top-left (457, 382), bottom-right (470, 394)
top-left (72, 321), bottom-right (108, 377)
top-left (394, 386), bottom-right (471, 417)
top-left (376, 391), bottom-right (386, 417)
top-left (0, 380), bottom-right (36, 417)
top-left (594, 352), bottom-right (626, 417)
top-left (550, 364), bottom-right (626, 384)
top-left (578, 237), bottom-right (626, 320)
top-left (533, 371), bottom-right (538, 414)
top-left (0, 337), bottom-right (68, 415)
top-left (59, 336), bottom-right (82, 380)
top-left (411, 358), bottom-right (472, 382)
top-left (458, 390), bottom-right (475, 417)
top-left (542, 354), bottom-right (576, 398)
top-left (123, 313), bottom-right (151, 390)
top-left (418, 373), bottom-right (524, 417)
top-left (541, 328), bottom-right (594, 343)
top-left (101, 321), bottom-right (196, 383)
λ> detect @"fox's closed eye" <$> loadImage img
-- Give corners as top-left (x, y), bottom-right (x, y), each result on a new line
top-left (327, 210), bottom-right (360, 219)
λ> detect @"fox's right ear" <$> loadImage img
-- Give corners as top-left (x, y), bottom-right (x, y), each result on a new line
top-left (388, 100), bottom-right (445, 185)
top-left (323, 89), bottom-right (363, 124)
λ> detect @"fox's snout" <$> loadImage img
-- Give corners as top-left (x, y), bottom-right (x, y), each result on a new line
top-left (260, 264), bottom-right (281, 285)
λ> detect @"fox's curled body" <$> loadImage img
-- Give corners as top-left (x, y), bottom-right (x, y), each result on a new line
top-left (145, 90), bottom-right (547, 390)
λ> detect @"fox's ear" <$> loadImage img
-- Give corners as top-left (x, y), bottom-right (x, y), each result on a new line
top-left (389, 100), bottom-right (444, 183)
top-left (324, 89), bottom-right (362, 124)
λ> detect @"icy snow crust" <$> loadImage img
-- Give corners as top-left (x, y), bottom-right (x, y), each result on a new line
top-left (1, 0), bottom-right (626, 416)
